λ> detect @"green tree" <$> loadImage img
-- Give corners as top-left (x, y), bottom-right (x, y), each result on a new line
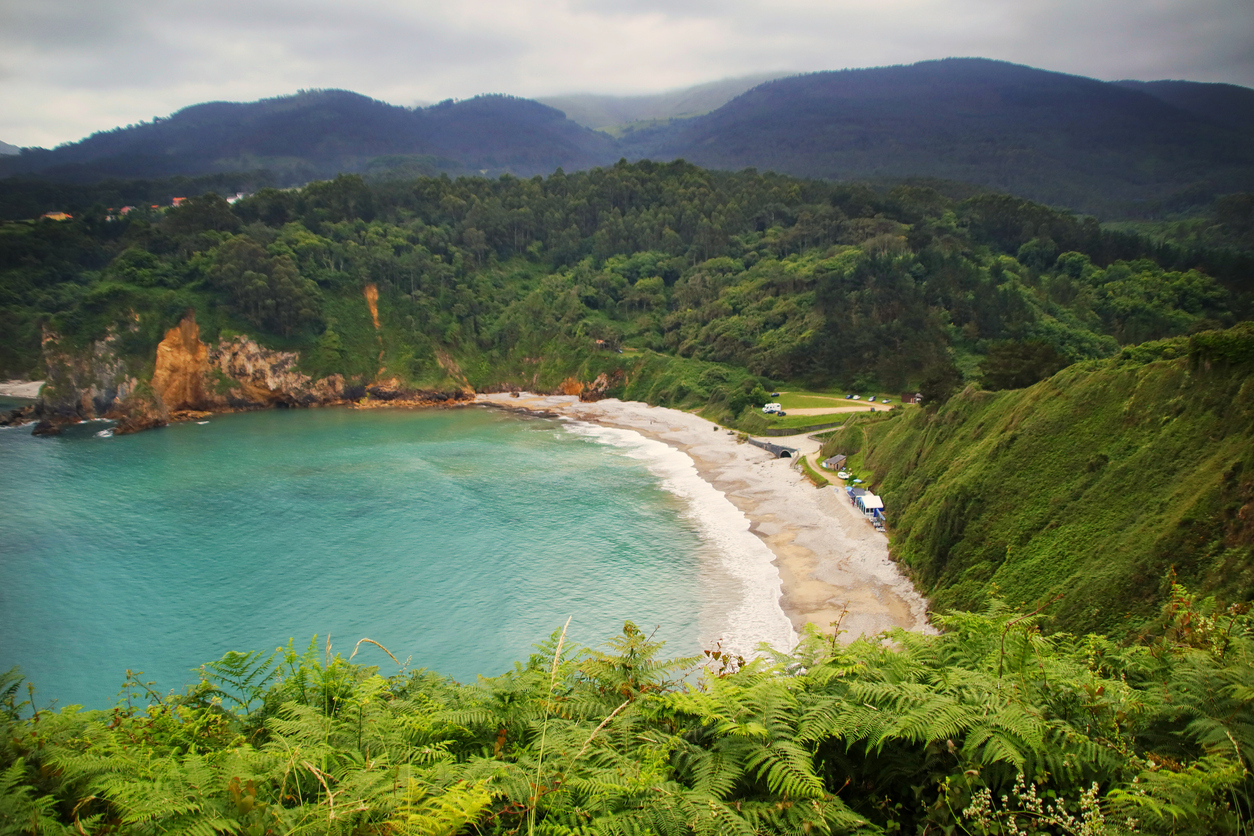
top-left (919, 358), bottom-right (963, 406)
top-left (160, 193), bottom-right (241, 235)
top-left (208, 238), bottom-right (322, 336)
top-left (980, 339), bottom-right (1067, 390)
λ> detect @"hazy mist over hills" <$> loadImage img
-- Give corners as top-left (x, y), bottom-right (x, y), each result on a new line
top-left (537, 73), bottom-right (788, 130)
top-left (3, 59), bottom-right (1252, 218)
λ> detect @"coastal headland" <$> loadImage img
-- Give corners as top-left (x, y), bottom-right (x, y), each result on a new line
top-left (478, 392), bottom-right (933, 643)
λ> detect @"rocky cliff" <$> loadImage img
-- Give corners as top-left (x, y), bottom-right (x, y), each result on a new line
top-left (28, 311), bottom-right (474, 435)
top-left (39, 325), bottom-right (141, 421)
top-left (150, 315), bottom-right (352, 415)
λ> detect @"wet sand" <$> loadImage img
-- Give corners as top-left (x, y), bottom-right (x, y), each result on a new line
top-left (477, 393), bottom-right (933, 643)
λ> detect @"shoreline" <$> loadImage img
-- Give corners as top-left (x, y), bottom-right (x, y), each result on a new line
top-left (477, 393), bottom-right (933, 643)
top-left (5, 379), bottom-right (932, 641)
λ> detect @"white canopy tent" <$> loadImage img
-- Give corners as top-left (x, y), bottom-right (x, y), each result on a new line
top-left (856, 494), bottom-right (884, 512)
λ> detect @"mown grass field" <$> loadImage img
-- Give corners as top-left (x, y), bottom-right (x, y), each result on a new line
top-left (758, 411), bottom-right (853, 430)
top-left (776, 389), bottom-right (901, 409)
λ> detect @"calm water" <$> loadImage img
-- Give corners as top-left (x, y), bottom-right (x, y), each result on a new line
top-left (0, 405), bottom-right (790, 709)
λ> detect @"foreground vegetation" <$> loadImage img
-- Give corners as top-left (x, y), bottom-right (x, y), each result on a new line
top-left (4, 594), bottom-right (1253, 836)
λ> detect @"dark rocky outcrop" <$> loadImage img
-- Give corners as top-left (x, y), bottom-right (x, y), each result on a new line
top-left (0, 404), bottom-right (34, 426)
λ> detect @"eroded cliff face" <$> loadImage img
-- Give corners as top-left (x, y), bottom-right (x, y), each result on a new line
top-left (151, 315), bottom-right (350, 415)
top-left (150, 315), bottom-right (210, 411)
top-left (211, 335), bottom-right (352, 407)
top-left (31, 313), bottom-right (355, 435)
top-left (39, 326), bottom-right (142, 421)
top-left (34, 323), bottom-right (166, 435)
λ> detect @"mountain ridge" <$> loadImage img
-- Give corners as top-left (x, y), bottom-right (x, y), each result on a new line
top-left (623, 58), bottom-right (1254, 215)
top-left (4, 59), bottom-right (1253, 218)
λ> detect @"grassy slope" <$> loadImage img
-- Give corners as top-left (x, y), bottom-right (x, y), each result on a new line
top-left (846, 330), bottom-right (1254, 635)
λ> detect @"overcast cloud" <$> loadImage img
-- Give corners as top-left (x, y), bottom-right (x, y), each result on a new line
top-left (1, 0), bottom-right (1251, 147)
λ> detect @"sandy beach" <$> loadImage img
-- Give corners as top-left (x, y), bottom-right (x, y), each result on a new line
top-left (0, 380), bottom-right (42, 399)
top-left (477, 392), bottom-right (933, 644)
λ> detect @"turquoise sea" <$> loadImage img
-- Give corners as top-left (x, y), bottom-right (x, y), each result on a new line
top-left (0, 405), bottom-right (790, 709)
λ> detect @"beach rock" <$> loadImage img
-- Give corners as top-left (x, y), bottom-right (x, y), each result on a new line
top-left (579, 372), bottom-right (619, 402)
top-left (354, 387), bottom-right (475, 410)
top-left (366, 377), bottom-right (409, 401)
top-left (0, 404), bottom-right (34, 426)
top-left (112, 408), bottom-right (167, 436)
top-left (30, 420), bottom-right (61, 437)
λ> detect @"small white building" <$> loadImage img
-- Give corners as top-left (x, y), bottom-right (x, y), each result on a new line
top-left (856, 493), bottom-right (885, 515)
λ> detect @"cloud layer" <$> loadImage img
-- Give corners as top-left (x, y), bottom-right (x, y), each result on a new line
top-left (3, 0), bottom-right (1252, 147)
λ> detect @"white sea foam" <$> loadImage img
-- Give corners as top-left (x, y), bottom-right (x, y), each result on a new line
top-left (95, 428), bottom-right (114, 438)
top-left (563, 421), bottom-right (796, 660)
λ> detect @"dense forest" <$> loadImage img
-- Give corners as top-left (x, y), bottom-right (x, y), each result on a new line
top-left (3, 162), bottom-right (1251, 402)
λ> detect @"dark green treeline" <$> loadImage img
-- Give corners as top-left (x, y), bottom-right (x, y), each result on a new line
top-left (2, 162), bottom-right (1249, 402)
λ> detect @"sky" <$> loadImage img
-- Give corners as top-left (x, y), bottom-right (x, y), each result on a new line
top-left (2, 0), bottom-right (1252, 148)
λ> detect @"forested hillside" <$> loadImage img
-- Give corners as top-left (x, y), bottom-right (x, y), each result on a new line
top-left (3, 163), bottom-right (1249, 399)
top-left (537, 72), bottom-right (785, 130)
top-left (1116, 79), bottom-right (1254, 133)
top-left (823, 325), bottom-right (1254, 636)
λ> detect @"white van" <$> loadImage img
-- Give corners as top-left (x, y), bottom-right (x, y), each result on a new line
top-left (762, 403), bottom-right (782, 414)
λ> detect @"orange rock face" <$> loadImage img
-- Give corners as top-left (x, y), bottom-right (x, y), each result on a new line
top-left (151, 315), bottom-right (211, 411)
top-left (558, 377), bottom-right (584, 396)
top-left (364, 283), bottom-right (381, 329)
